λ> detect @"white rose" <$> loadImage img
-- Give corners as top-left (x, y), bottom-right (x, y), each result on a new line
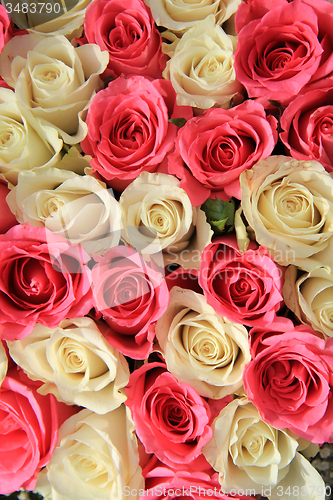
top-left (0, 341), bottom-right (7, 386)
top-left (240, 156), bottom-right (333, 271)
top-left (47, 406), bottom-right (144, 500)
top-left (8, 317), bottom-right (130, 414)
top-left (283, 265), bottom-right (333, 339)
top-left (203, 398), bottom-right (325, 500)
top-left (0, 88), bottom-right (62, 186)
top-left (7, 149), bottom-right (123, 255)
top-left (0, 33), bottom-right (109, 144)
top-left (155, 287), bottom-right (250, 398)
top-left (120, 171), bottom-right (212, 269)
top-left (162, 15), bottom-right (242, 109)
top-left (9, 0), bottom-right (93, 39)
top-left (145, 0), bottom-right (241, 33)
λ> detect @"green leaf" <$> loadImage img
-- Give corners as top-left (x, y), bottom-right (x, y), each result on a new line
top-left (169, 117), bottom-right (187, 128)
top-left (201, 197), bottom-right (235, 234)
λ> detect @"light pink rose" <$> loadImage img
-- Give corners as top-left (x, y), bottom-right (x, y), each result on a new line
top-left (125, 362), bottom-right (212, 467)
top-left (81, 75), bottom-right (192, 192)
top-left (91, 246), bottom-right (169, 359)
top-left (198, 235), bottom-right (284, 327)
top-left (0, 223), bottom-right (93, 341)
top-left (280, 88), bottom-right (333, 172)
top-left (0, 368), bottom-right (77, 495)
top-left (234, 0), bottom-right (333, 105)
top-left (168, 101), bottom-right (277, 204)
top-left (83, 0), bottom-right (167, 79)
top-left (243, 325), bottom-right (333, 443)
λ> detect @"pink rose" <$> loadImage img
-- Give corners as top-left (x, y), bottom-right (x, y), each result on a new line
top-left (91, 246), bottom-right (169, 359)
top-left (83, 0), bottom-right (166, 80)
top-left (125, 362), bottom-right (212, 467)
top-left (81, 76), bottom-right (192, 192)
top-left (280, 88), bottom-right (333, 172)
top-left (0, 5), bottom-right (11, 54)
top-left (198, 235), bottom-right (284, 327)
top-left (234, 0), bottom-right (333, 105)
top-left (0, 368), bottom-right (77, 494)
top-left (243, 326), bottom-right (333, 443)
top-left (168, 101), bottom-right (277, 205)
top-left (0, 224), bottom-right (93, 341)
top-left (0, 183), bottom-right (18, 233)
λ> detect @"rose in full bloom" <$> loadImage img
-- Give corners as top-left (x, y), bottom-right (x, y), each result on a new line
top-left (0, 88), bottom-right (63, 186)
top-left (198, 234), bottom-right (284, 327)
top-left (0, 368), bottom-right (76, 495)
top-left (155, 287), bottom-right (250, 399)
top-left (8, 0), bottom-right (92, 38)
top-left (8, 317), bottom-right (130, 414)
top-left (280, 88), bottom-right (333, 172)
top-left (0, 223), bottom-right (93, 341)
top-left (0, 33), bottom-right (108, 144)
top-left (234, 0), bottom-right (333, 105)
top-left (168, 101), bottom-right (277, 204)
top-left (47, 405), bottom-right (144, 500)
top-left (120, 172), bottom-right (212, 269)
top-left (283, 266), bottom-right (333, 339)
top-left (145, 0), bottom-right (241, 33)
top-left (243, 327), bottom-right (333, 443)
top-left (81, 75), bottom-right (192, 192)
top-left (6, 149), bottom-right (123, 255)
top-left (126, 362), bottom-right (212, 467)
top-left (163, 15), bottom-right (242, 109)
top-left (203, 398), bottom-right (324, 497)
top-left (83, 0), bottom-right (166, 79)
top-left (92, 245), bottom-right (169, 359)
top-left (240, 156), bottom-right (333, 270)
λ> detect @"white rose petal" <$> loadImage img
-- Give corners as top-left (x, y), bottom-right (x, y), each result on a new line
top-left (8, 317), bottom-right (130, 414)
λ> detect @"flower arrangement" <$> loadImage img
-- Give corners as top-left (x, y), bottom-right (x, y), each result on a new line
top-left (0, 0), bottom-right (332, 499)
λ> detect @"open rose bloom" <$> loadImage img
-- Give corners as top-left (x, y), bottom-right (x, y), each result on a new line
top-left (0, 1), bottom-right (332, 499)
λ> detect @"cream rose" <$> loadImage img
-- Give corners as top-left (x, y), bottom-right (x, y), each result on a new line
top-left (8, 317), bottom-right (130, 414)
top-left (0, 33), bottom-right (109, 144)
top-left (145, 0), bottom-right (241, 33)
top-left (283, 265), bottom-right (333, 339)
top-left (7, 149), bottom-right (122, 255)
top-left (47, 405), bottom-right (144, 500)
top-left (120, 172), bottom-right (212, 269)
top-left (155, 287), bottom-right (250, 398)
top-left (241, 156), bottom-right (333, 271)
top-left (9, 0), bottom-right (93, 39)
top-left (162, 15), bottom-right (242, 109)
top-left (203, 398), bottom-right (325, 500)
top-left (0, 88), bottom-right (62, 186)
top-left (0, 341), bottom-right (7, 387)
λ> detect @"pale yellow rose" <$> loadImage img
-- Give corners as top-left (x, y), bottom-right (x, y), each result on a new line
top-left (7, 149), bottom-right (123, 255)
top-left (0, 341), bottom-right (7, 387)
top-left (47, 406), bottom-right (144, 500)
top-left (0, 33), bottom-right (109, 144)
top-left (9, 0), bottom-right (93, 39)
top-left (240, 156), bottom-right (333, 271)
top-left (120, 172), bottom-right (212, 269)
top-left (8, 317), bottom-right (130, 414)
top-left (283, 265), bottom-right (333, 339)
top-left (155, 287), bottom-right (250, 398)
top-left (203, 398), bottom-right (325, 500)
top-left (145, 0), bottom-right (241, 33)
top-left (0, 88), bottom-right (62, 186)
top-left (162, 15), bottom-right (242, 109)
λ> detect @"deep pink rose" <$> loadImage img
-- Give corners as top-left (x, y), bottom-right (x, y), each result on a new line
top-left (234, 0), bottom-right (333, 105)
top-left (81, 76), bottom-right (192, 192)
top-left (0, 183), bottom-right (18, 233)
top-left (280, 88), bottom-right (333, 172)
top-left (198, 235), bottom-right (284, 327)
top-left (243, 326), bottom-right (333, 443)
top-left (0, 368), bottom-right (77, 494)
top-left (0, 223), bottom-right (93, 341)
top-left (83, 0), bottom-right (166, 79)
top-left (249, 317), bottom-right (298, 357)
top-left (0, 5), bottom-right (11, 53)
top-left (125, 362), bottom-right (212, 467)
top-left (168, 101), bottom-right (277, 205)
top-left (165, 266), bottom-right (202, 294)
top-left (91, 246), bottom-right (169, 359)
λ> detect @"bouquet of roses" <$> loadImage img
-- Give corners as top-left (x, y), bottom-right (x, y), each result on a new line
top-left (0, 0), bottom-right (332, 499)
